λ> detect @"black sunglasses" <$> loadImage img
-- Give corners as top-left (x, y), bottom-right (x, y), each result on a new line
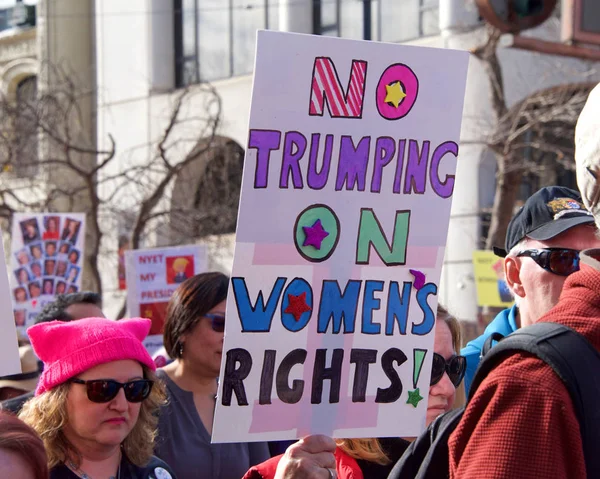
top-left (205, 313), bottom-right (225, 333)
top-left (431, 353), bottom-right (466, 388)
top-left (516, 248), bottom-right (580, 277)
top-left (70, 378), bottom-right (154, 403)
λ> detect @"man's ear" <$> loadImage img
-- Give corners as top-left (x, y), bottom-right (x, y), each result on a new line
top-left (504, 257), bottom-right (525, 299)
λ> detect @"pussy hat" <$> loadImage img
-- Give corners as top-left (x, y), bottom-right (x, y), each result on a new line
top-left (28, 317), bottom-right (156, 396)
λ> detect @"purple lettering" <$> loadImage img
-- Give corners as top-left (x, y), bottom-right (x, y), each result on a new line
top-left (280, 131), bottom-right (307, 189)
top-left (392, 140), bottom-right (406, 194)
top-left (430, 141), bottom-right (458, 198)
top-left (249, 130), bottom-right (282, 189)
top-left (371, 137), bottom-right (395, 193)
top-left (307, 134), bottom-right (333, 190)
top-left (335, 136), bottom-right (370, 191)
top-left (403, 140), bottom-right (429, 194)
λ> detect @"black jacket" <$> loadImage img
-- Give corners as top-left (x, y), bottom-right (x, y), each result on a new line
top-left (50, 455), bottom-right (177, 479)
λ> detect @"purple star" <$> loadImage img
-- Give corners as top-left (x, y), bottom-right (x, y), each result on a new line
top-left (302, 219), bottom-right (329, 250)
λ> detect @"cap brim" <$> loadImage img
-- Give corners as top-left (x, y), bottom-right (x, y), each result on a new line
top-left (493, 246), bottom-right (508, 258)
top-left (0, 377), bottom-right (38, 393)
top-left (528, 214), bottom-right (595, 241)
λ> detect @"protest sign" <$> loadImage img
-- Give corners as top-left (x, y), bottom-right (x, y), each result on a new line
top-left (472, 250), bottom-right (513, 308)
top-left (125, 245), bottom-right (208, 355)
top-left (212, 31), bottom-right (469, 442)
top-left (0, 229), bottom-right (23, 376)
top-left (10, 213), bottom-right (86, 335)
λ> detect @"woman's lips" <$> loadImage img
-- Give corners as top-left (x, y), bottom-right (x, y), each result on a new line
top-left (105, 417), bottom-right (126, 424)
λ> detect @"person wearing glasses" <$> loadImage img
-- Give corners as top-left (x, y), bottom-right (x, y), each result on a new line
top-left (243, 305), bottom-right (466, 479)
top-left (461, 185), bottom-right (600, 393)
top-left (18, 317), bottom-right (177, 479)
top-left (154, 272), bottom-right (270, 479)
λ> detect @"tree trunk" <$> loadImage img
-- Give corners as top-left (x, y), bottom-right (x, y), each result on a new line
top-left (485, 160), bottom-right (523, 250)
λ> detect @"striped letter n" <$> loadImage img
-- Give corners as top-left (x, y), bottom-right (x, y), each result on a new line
top-left (309, 57), bottom-right (367, 119)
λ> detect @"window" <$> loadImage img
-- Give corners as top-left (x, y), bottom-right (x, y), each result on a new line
top-left (313, 0), bottom-right (440, 43)
top-left (174, 0), bottom-right (271, 86)
top-left (0, 0), bottom-right (36, 34)
top-left (8, 76), bottom-right (39, 178)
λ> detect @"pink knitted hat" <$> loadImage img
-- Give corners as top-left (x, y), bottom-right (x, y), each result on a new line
top-left (28, 317), bottom-right (156, 396)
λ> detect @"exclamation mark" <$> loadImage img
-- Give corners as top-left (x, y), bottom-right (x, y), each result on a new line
top-left (413, 349), bottom-right (427, 388)
top-left (406, 348), bottom-right (427, 408)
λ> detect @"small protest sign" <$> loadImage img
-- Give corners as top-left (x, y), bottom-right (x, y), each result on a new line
top-left (125, 245), bottom-right (208, 355)
top-left (212, 31), bottom-right (469, 442)
top-left (472, 250), bottom-right (514, 308)
top-left (10, 213), bottom-right (86, 334)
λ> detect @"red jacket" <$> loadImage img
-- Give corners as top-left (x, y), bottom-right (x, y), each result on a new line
top-left (449, 250), bottom-right (600, 478)
top-left (243, 447), bottom-right (363, 479)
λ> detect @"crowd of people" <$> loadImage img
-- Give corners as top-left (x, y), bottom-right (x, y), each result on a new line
top-left (2, 84), bottom-right (600, 479)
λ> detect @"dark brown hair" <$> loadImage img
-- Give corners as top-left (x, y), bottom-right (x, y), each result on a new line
top-left (0, 411), bottom-right (48, 479)
top-left (163, 272), bottom-right (229, 358)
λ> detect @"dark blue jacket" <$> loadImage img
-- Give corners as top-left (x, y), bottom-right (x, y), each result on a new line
top-left (460, 305), bottom-right (519, 393)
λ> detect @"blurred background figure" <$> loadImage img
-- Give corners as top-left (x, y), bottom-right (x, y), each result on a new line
top-left (0, 411), bottom-right (48, 479)
top-left (0, 345), bottom-right (40, 402)
top-left (1, 292), bottom-right (104, 414)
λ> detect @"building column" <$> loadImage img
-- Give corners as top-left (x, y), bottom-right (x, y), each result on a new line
top-left (279, 0), bottom-right (313, 34)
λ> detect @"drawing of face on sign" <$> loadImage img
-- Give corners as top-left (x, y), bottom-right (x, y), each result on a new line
top-left (29, 243), bottom-right (43, 261)
top-left (68, 249), bottom-right (80, 265)
top-left (20, 218), bottom-right (40, 244)
top-left (14, 268), bottom-right (31, 285)
top-left (66, 266), bottom-right (80, 283)
top-left (13, 309), bottom-right (26, 327)
top-left (28, 281), bottom-right (41, 299)
top-left (15, 249), bottom-right (30, 266)
top-left (30, 262), bottom-right (42, 278)
top-left (13, 286), bottom-right (27, 303)
top-left (56, 280), bottom-right (66, 295)
top-left (44, 259), bottom-right (56, 276)
top-left (56, 260), bottom-right (68, 277)
top-left (42, 278), bottom-right (54, 296)
top-left (61, 218), bottom-right (81, 244)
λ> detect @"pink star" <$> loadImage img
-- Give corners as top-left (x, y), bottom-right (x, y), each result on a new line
top-left (302, 219), bottom-right (329, 250)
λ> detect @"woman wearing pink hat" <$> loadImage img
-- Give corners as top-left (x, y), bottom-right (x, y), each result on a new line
top-left (19, 317), bottom-right (178, 479)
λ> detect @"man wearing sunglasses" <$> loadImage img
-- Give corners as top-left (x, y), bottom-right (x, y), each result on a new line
top-left (461, 185), bottom-right (600, 393)
top-left (449, 84), bottom-right (600, 478)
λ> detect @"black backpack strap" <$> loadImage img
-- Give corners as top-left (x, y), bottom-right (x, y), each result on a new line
top-left (468, 322), bottom-right (600, 477)
top-left (387, 408), bottom-right (463, 479)
top-left (480, 331), bottom-right (506, 357)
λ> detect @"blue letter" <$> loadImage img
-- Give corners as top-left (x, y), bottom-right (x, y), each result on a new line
top-left (361, 280), bottom-right (384, 334)
top-left (412, 283), bottom-right (437, 336)
top-left (280, 278), bottom-right (313, 332)
top-left (232, 277), bottom-right (286, 332)
top-left (318, 280), bottom-right (361, 333)
top-left (385, 281), bottom-right (412, 335)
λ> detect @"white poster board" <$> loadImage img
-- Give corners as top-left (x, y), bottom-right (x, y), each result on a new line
top-left (125, 245), bottom-right (208, 355)
top-left (10, 213), bottom-right (86, 335)
top-left (212, 31), bottom-right (469, 442)
top-left (0, 229), bottom-right (22, 376)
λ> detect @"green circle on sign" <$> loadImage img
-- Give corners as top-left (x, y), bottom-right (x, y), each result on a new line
top-left (294, 204), bottom-right (340, 262)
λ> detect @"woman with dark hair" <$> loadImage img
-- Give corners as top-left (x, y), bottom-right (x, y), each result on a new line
top-left (155, 272), bottom-right (270, 479)
top-left (0, 411), bottom-right (48, 479)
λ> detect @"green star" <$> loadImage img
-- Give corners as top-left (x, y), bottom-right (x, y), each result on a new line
top-left (406, 388), bottom-right (424, 408)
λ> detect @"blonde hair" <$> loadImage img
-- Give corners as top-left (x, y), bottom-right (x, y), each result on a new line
top-left (337, 303), bottom-right (462, 464)
top-left (19, 366), bottom-right (166, 469)
top-left (173, 257), bottom-right (189, 271)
